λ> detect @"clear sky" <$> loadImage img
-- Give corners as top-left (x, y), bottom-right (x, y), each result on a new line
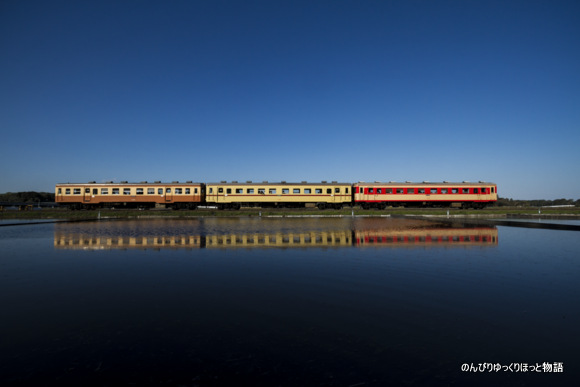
top-left (1, 0), bottom-right (578, 200)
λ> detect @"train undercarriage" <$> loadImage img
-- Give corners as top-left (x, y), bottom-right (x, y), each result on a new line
top-left (214, 202), bottom-right (346, 210)
top-left (358, 201), bottom-right (489, 210)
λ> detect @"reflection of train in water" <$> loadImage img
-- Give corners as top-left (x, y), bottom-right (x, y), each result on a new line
top-left (55, 181), bottom-right (497, 210)
top-left (54, 223), bottom-right (498, 250)
top-left (354, 227), bottom-right (498, 246)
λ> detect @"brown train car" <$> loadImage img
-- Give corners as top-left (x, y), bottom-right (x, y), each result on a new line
top-left (55, 181), bottom-right (204, 209)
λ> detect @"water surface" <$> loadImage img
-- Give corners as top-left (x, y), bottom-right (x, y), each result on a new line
top-left (0, 218), bottom-right (577, 386)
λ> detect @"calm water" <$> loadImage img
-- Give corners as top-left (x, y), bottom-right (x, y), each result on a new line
top-left (0, 218), bottom-right (578, 386)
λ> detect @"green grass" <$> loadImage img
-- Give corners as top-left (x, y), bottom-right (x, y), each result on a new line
top-left (2, 206), bottom-right (579, 220)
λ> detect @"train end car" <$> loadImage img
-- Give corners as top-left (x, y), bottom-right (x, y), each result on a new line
top-left (205, 181), bottom-right (352, 209)
top-left (354, 181), bottom-right (497, 209)
top-left (55, 181), bottom-right (204, 209)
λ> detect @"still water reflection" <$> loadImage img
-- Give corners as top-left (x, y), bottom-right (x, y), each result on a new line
top-left (1, 218), bottom-right (578, 386)
top-left (54, 218), bottom-right (498, 250)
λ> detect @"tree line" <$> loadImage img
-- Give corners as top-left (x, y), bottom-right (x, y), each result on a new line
top-left (0, 192), bottom-right (55, 203)
top-left (495, 197), bottom-right (579, 207)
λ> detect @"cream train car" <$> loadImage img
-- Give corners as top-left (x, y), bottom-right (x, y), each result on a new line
top-left (205, 181), bottom-right (352, 210)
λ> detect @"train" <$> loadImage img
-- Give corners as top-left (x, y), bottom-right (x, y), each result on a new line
top-left (55, 180), bottom-right (497, 210)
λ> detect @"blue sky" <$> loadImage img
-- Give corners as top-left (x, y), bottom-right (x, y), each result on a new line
top-left (1, 0), bottom-right (578, 200)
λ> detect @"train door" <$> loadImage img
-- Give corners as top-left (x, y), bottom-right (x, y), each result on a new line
top-left (83, 187), bottom-right (92, 203)
top-left (165, 187), bottom-right (173, 203)
top-left (357, 186), bottom-right (366, 207)
top-left (475, 187), bottom-right (482, 202)
top-left (369, 187), bottom-right (378, 203)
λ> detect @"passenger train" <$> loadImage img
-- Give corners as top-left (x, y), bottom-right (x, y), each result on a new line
top-left (55, 180), bottom-right (497, 210)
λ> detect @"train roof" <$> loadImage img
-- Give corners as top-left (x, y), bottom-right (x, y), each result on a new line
top-left (355, 181), bottom-right (496, 186)
top-left (56, 181), bottom-right (203, 185)
top-left (206, 181), bottom-right (351, 186)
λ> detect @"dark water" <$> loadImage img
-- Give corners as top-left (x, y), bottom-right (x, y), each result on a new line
top-left (0, 218), bottom-right (578, 386)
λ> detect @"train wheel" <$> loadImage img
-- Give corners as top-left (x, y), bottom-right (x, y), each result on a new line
top-left (317, 203), bottom-right (326, 210)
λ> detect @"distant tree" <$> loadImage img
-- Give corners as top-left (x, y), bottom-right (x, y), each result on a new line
top-left (492, 197), bottom-right (578, 207)
top-left (0, 192), bottom-right (55, 203)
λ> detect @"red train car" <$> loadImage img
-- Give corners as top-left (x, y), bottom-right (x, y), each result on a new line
top-left (354, 181), bottom-right (497, 209)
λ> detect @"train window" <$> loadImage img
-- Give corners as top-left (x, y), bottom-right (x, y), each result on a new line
top-left (92, 188), bottom-right (98, 195)
top-left (346, 187), bottom-right (349, 194)
top-left (74, 189), bottom-right (81, 195)
top-left (158, 188), bottom-right (163, 195)
top-left (236, 188), bottom-right (243, 194)
top-left (269, 189), bottom-right (276, 194)
top-left (304, 189), bottom-right (311, 194)
top-left (316, 188), bottom-right (322, 194)
top-left (283, 189), bottom-right (289, 194)
top-left (335, 188), bottom-right (340, 194)
top-left (407, 188), bottom-right (414, 194)
top-left (124, 188), bottom-right (131, 195)
top-left (195, 188), bottom-right (198, 194)
top-left (462, 188), bottom-right (469, 194)
top-left (137, 188), bottom-right (144, 195)
top-left (186, 188), bottom-right (191, 195)
top-left (85, 188), bottom-right (90, 194)
top-left (226, 188), bottom-right (232, 194)
top-left (386, 189), bottom-right (392, 194)
top-left (368, 188), bottom-right (374, 194)
top-left (176, 188), bottom-right (183, 194)
top-left (418, 189), bottom-right (425, 194)
top-left (441, 189), bottom-right (448, 194)
top-left (430, 188), bottom-right (437, 194)
top-left (491, 187), bottom-right (495, 193)
top-left (247, 188), bottom-right (254, 194)
top-left (113, 188), bottom-right (120, 195)
top-left (473, 188), bottom-right (479, 194)
top-left (327, 188), bottom-right (332, 194)
top-left (218, 188), bottom-right (223, 193)
top-left (147, 188), bottom-right (155, 194)
top-left (166, 188), bottom-right (171, 194)
top-left (258, 188), bottom-right (265, 194)
top-left (396, 188), bottom-right (404, 194)
top-left (65, 188), bottom-right (71, 194)
top-left (293, 188), bottom-right (301, 194)
top-left (452, 188), bottom-right (458, 194)
top-left (376, 188), bottom-right (382, 194)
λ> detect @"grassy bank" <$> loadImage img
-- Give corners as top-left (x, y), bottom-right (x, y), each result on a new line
top-left (2, 206), bottom-right (580, 220)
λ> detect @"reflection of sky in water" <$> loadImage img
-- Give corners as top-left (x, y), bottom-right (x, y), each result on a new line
top-left (495, 218), bottom-right (580, 226)
top-left (0, 219), bottom-right (578, 385)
